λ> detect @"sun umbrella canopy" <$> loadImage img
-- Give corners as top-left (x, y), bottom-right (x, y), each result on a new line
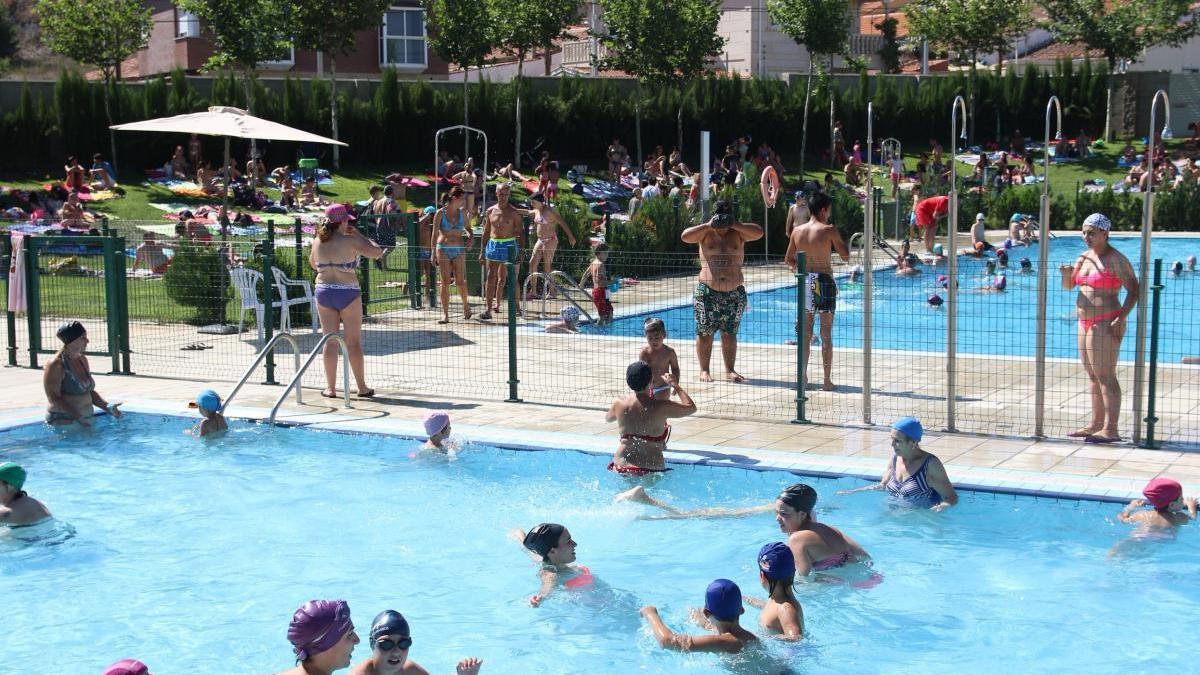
top-left (110, 106), bottom-right (347, 146)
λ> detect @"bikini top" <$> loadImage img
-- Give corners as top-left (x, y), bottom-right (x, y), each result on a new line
top-left (886, 455), bottom-right (941, 507)
top-left (1074, 264), bottom-right (1122, 290)
top-left (59, 354), bottom-right (94, 396)
top-left (440, 209), bottom-right (465, 233)
top-left (316, 259), bottom-right (359, 271)
top-left (620, 424), bottom-right (671, 444)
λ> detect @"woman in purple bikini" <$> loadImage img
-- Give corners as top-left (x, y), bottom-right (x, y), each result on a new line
top-left (775, 483), bottom-right (870, 577)
top-left (310, 203), bottom-right (383, 399)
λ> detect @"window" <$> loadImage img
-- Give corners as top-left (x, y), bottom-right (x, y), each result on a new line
top-left (176, 9), bottom-right (200, 39)
top-left (263, 43), bottom-right (296, 67)
top-left (380, 7), bottom-right (427, 67)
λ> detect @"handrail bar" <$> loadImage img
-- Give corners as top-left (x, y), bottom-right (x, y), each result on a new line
top-left (269, 332), bottom-right (352, 426)
top-left (522, 272), bottom-right (595, 323)
top-left (221, 332), bottom-right (302, 413)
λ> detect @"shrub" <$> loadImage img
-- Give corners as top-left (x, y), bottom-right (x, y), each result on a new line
top-left (163, 243), bottom-right (230, 325)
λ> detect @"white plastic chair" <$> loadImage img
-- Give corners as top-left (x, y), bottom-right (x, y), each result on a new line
top-left (229, 267), bottom-right (284, 343)
top-left (271, 266), bottom-right (319, 334)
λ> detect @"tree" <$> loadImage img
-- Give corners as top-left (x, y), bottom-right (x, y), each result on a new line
top-left (492, 0), bottom-right (578, 167)
top-left (906, 0), bottom-right (1034, 142)
top-left (599, 0), bottom-right (725, 167)
top-left (38, 0), bottom-right (152, 173)
top-left (876, 17), bottom-right (901, 75)
top-left (290, 0), bottom-right (391, 168)
top-left (767, 0), bottom-right (850, 178)
top-left (1042, 0), bottom-right (1200, 141)
top-left (422, 0), bottom-right (494, 148)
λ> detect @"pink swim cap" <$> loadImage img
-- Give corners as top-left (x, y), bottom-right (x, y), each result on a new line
top-left (1143, 478), bottom-right (1182, 509)
top-left (104, 660), bottom-right (150, 675)
top-left (423, 412), bottom-right (450, 437)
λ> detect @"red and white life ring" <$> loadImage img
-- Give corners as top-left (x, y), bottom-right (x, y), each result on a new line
top-left (760, 165), bottom-right (780, 208)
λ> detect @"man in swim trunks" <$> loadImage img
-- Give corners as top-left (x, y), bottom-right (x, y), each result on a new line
top-left (478, 183), bottom-right (528, 319)
top-left (784, 192), bottom-right (810, 238)
top-left (0, 462), bottom-right (52, 527)
top-left (786, 192), bottom-right (849, 392)
top-left (605, 361), bottom-right (696, 475)
top-left (681, 199), bottom-right (762, 382)
top-left (914, 194), bottom-right (950, 253)
top-left (416, 205), bottom-right (437, 308)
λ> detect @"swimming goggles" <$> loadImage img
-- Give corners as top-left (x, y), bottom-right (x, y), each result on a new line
top-left (376, 636), bottom-right (414, 651)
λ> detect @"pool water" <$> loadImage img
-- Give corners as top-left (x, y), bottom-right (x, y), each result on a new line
top-left (4, 414), bottom-right (1198, 674)
top-left (591, 237), bottom-right (1200, 360)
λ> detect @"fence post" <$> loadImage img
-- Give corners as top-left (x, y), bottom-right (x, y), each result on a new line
top-left (100, 215), bottom-right (110, 238)
top-left (1141, 259), bottom-right (1163, 448)
top-left (946, 184), bottom-right (960, 432)
top-left (360, 215), bottom-right (371, 318)
top-left (293, 217), bottom-right (304, 283)
top-left (505, 256), bottom-right (521, 403)
top-left (263, 220), bottom-right (277, 385)
top-left (3, 233), bottom-right (15, 366)
top-left (101, 236), bottom-right (121, 374)
top-left (406, 212), bottom-right (421, 309)
top-left (113, 235), bottom-right (132, 374)
top-left (863, 188), bottom-right (878, 425)
top-left (792, 252), bottom-right (810, 424)
top-left (23, 238), bottom-right (40, 368)
top-left (1034, 188), bottom-right (1052, 436)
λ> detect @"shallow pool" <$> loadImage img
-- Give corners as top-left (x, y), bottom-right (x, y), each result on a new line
top-left (591, 237), bottom-right (1200, 361)
top-left (4, 414), bottom-right (1198, 673)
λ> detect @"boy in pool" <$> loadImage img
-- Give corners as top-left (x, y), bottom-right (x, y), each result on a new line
top-left (349, 609), bottom-right (482, 675)
top-left (639, 317), bottom-right (680, 400)
top-left (745, 542), bottom-right (804, 640)
top-left (511, 522), bottom-right (592, 607)
top-left (544, 306), bottom-right (581, 334)
top-left (640, 579), bottom-right (759, 653)
top-left (193, 389), bottom-right (228, 437)
top-left (0, 462), bottom-right (52, 527)
top-left (586, 244), bottom-right (614, 326)
top-left (423, 412), bottom-right (451, 450)
top-left (1118, 478), bottom-right (1197, 529)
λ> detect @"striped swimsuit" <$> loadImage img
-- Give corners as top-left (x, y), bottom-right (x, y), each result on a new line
top-left (885, 455), bottom-right (941, 508)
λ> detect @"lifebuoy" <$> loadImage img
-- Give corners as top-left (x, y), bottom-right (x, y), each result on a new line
top-left (760, 165), bottom-right (780, 208)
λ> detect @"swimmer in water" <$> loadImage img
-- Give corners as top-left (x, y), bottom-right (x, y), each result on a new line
top-left (1018, 257), bottom-right (1033, 273)
top-left (512, 523), bottom-right (591, 607)
top-left (281, 599), bottom-right (360, 675)
top-left (606, 361), bottom-right (696, 475)
top-left (776, 483), bottom-right (870, 577)
top-left (193, 389), bottom-right (227, 437)
top-left (640, 579), bottom-right (759, 654)
top-left (615, 485), bottom-right (773, 520)
top-left (422, 412), bottom-right (451, 450)
top-left (0, 463), bottom-right (52, 528)
top-left (1187, 255), bottom-right (1196, 271)
top-left (1118, 478), bottom-right (1197, 529)
top-left (348, 610), bottom-right (483, 675)
top-left (103, 659), bottom-right (151, 675)
top-left (544, 306), bottom-right (581, 334)
top-left (744, 542), bottom-right (804, 640)
top-left (928, 243), bottom-right (946, 265)
top-left (895, 240), bottom-right (920, 276)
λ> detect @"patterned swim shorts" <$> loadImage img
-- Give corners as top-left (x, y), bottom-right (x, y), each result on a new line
top-left (693, 283), bottom-right (747, 337)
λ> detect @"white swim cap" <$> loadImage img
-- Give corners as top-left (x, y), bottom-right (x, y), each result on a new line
top-left (560, 306), bottom-right (580, 323)
top-left (1082, 213), bottom-right (1111, 231)
top-left (975, 212), bottom-right (985, 221)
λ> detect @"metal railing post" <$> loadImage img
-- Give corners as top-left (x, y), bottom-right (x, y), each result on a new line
top-left (23, 238), bottom-right (40, 368)
top-left (262, 220), bottom-right (277, 385)
top-left (792, 252), bottom-right (810, 424)
top-left (863, 102), bottom-right (875, 425)
top-left (101, 235), bottom-right (121, 374)
top-left (1035, 96), bottom-right (1062, 437)
top-left (3, 233), bottom-right (16, 366)
top-left (505, 256), bottom-right (521, 403)
top-left (113, 235), bottom-right (132, 374)
top-left (1133, 89), bottom-right (1170, 445)
top-left (1141, 259), bottom-right (1163, 448)
top-left (946, 96), bottom-right (967, 432)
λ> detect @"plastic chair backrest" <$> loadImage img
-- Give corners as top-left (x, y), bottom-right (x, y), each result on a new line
top-left (229, 267), bottom-right (263, 309)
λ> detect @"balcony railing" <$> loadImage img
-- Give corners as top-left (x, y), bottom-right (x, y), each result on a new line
top-left (562, 39), bottom-right (607, 66)
top-left (849, 34), bottom-right (884, 55)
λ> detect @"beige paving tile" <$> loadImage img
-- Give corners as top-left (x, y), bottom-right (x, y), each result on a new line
top-left (1100, 461), bottom-right (1167, 480)
top-left (1070, 445), bottom-right (1132, 461)
top-left (997, 455), bottom-right (1067, 472)
top-left (1045, 456), bottom-right (1116, 477)
top-left (946, 450), bottom-right (1019, 468)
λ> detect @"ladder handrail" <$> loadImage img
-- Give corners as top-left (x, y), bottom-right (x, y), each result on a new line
top-left (222, 332), bottom-right (302, 413)
top-left (522, 272), bottom-right (595, 323)
top-left (269, 332), bottom-right (351, 426)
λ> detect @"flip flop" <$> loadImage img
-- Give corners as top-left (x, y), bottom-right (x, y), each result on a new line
top-left (321, 389), bottom-right (337, 398)
top-left (180, 342), bottom-right (211, 351)
top-left (355, 388), bottom-right (375, 398)
top-left (1084, 434), bottom-right (1119, 444)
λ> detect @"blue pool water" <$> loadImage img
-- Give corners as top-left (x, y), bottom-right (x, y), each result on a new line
top-left (592, 237), bottom-right (1200, 360)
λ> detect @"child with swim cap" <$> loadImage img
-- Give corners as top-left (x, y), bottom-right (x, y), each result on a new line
top-left (193, 389), bottom-right (227, 437)
top-left (103, 659), bottom-right (151, 675)
top-left (639, 317), bottom-right (680, 401)
top-left (348, 609), bottom-right (483, 675)
top-left (0, 462), bottom-right (52, 527)
top-left (422, 412), bottom-right (451, 450)
top-left (510, 522), bottom-right (592, 607)
top-left (640, 579), bottom-right (759, 653)
top-left (1118, 478), bottom-right (1197, 529)
top-left (280, 599), bottom-right (359, 675)
top-left (544, 306), bottom-right (581, 334)
top-left (745, 542), bottom-right (804, 639)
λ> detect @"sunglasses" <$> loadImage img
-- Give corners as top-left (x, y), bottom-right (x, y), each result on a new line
top-left (375, 637), bottom-right (413, 651)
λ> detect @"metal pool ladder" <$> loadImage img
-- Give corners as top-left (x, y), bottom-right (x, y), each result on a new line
top-left (522, 270), bottom-right (595, 323)
top-left (268, 332), bottom-right (352, 426)
top-left (222, 332), bottom-right (304, 413)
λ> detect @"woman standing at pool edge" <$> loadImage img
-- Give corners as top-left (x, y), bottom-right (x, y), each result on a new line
top-left (311, 204), bottom-right (384, 399)
top-left (43, 321), bottom-right (123, 426)
top-left (1059, 213), bottom-right (1139, 444)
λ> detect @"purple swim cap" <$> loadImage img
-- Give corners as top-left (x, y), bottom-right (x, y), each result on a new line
top-left (288, 600), bottom-right (354, 661)
top-left (928, 294), bottom-right (944, 306)
top-left (104, 660), bottom-right (150, 675)
top-left (993, 275), bottom-right (1007, 290)
top-left (936, 274), bottom-right (948, 284)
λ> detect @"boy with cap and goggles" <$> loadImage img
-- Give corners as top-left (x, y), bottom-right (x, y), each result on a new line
top-left (510, 522), bottom-right (593, 607)
top-left (1118, 478), bottom-right (1197, 528)
top-left (640, 579), bottom-right (759, 653)
top-left (348, 609), bottom-right (482, 675)
top-left (192, 389), bottom-right (228, 438)
top-left (744, 542), bottom-right (805, 639)
top-left (0, 462), bottom-right (53, 527)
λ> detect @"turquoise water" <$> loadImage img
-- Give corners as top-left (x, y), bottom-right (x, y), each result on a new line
top-left (3, 414), bottom-right (1198, 674)
top-left (590, 237), bottom-right (1200, 361)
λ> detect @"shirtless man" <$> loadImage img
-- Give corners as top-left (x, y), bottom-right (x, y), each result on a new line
top-left (607, 138), bottom-right (628, 180)
top-left (479, 183), bottom-right (528, 319)
top-left (133, 232), bottom-right (170, 274)
top-left (784, 192), bottom-right (810, 237)
top-left (0, 463), bottom-right (52, 528)
top-left (605, 361), bottom-right (696, 475)
top-left (786, 192), bottom-right (850, 392)
top-left (681, 199), bottom-right (763, 382)
top-left (59, 191), bottom-right (87, 229)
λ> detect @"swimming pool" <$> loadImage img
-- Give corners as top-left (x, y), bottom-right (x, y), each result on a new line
top-left (4, 414), bottom-right (1197, 673)
top-left (591, 237), bottom-right (1200, 361)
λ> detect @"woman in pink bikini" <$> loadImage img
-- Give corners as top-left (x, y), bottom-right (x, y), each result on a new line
top-left (775, 483), bottom-right (870, 578)
top-left (1059, 213), bottom-right (1139, 443)
top-left (526, 193), bottom-right (577, 299)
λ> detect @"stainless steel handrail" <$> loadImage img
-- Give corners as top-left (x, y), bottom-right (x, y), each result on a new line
top-left (522, 272), bottom-right (595, 323)
top-left (221, 332), bottom-right (302, 413)
top-left (269, 332), bottom-right (351, 426)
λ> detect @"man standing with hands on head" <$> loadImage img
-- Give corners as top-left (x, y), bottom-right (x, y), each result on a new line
top-left (786, 192), bottom-right (850, 392)
top-left (681, 199), bottom-right (762, 383)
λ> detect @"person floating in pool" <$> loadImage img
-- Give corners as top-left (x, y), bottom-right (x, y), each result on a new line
top-left (639, 317), bottom-right (680, 401)
top-left (840, 417), bottom-right (958, 512)
top-left (0, 462), bottom-right (52, 528)
top-left (744, 542), bottom-right (804, 640)
top-left (43, 320), bottom-right (123, 427)
top-left (103, 659), bottom-right (151, 675)
top-left (512, 523), bottom-right (593, 607)
top-left (1118, 478), bottom-right (1197, 529)
top-left (193, 389), bottom-right (227, 438)
top-left (776, 483), bottom-right (871, 576)
top-left (639, 579), bottom-right (759, 653)
top-left (895, 239), bottom-right (920, 276)
top-left (786, 192), bottom-right (850, 392)
top-left (282, 599), bottom-right (360, 675)
top-left (349, 610), bottom-right (483, 675)
top-left (928, 243), bottom-right (946, 266)
top-left (544, 306), bottom-right (581, 334)
top-left (422, 412), bottom-right (452, 451)
top-left (605, 361), bottom-right (696, 476)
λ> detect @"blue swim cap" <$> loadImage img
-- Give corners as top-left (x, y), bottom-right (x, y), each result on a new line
top-left (704, 579), bottom-right (742, 622)
top-left (1009, 212), bottom-right (1023, 223)
top-left (196, 389), bottom-right (221, 413)
top-left (757, 542), bottom-right (796, 581)
top-left (891, 416), bottom-right (923, 442)
top-left (422, 206), bottom-right (436, 216)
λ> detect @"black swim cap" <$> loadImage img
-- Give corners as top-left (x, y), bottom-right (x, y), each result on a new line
top-left (56, 320), bottom-right (86, 344)
top-left (369, 610), bottom-right (410, 642)
top-left (523, 523), bottom-right (565, 559)
top-left (626, 361), bottom-right (653, 392)
top-left (779, 483), bottom-right (817, 513)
